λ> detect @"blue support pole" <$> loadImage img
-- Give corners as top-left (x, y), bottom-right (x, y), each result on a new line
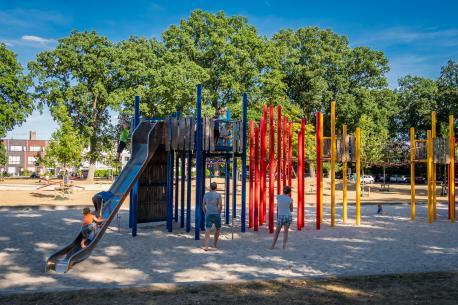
top-left (232, 157), bottom-right (237, 219)
top-left (201, 153), bottom-right (206, 231)
top-left (131, 96), bottom-right (141, 237)
top-left (241, 93), bottom-right (248, 232)
top-left (186, 151), bottom-right (192, 232)
top-left (225, 158), bottom-right (230, 224)
top-left (180, 152), bottom-right (185, 228)
top-left (166, 150), bottom-right (174, 232)
top-left (195, 84), bottom-right (203, 240)
top-left (174, 151), bottom-right (179, 222)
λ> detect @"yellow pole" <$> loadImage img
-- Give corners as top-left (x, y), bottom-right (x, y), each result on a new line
top-left (410, 127), bottom-right (416, 221)
top-left (432, 112), bottom-right (437, 221)
top-left (427, 130), bottom-right (432, 224)
top-left (356, 127), bottom-right (361, 225)
top-left (450, 115), bottom-right (455, 223)
top-left (342, 124), bottom-right (348, 224)
top-left (320, 112), bottom-right (324, 223)
top-left (331, 101), bottom-right (336, 227)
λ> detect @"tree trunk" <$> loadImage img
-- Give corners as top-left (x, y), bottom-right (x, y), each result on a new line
top-left (309, 163), bottom-right (315, 178)
top-left (87, 163), bottom-right (96, 181)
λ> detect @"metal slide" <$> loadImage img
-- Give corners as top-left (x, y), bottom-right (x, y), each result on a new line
top-left (46, 121), bottom-right (163, 273)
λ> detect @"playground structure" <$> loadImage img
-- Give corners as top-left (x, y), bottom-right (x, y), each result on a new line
top-left (249, 101), bottom-right (362, 232)
top-left (46, 84), bottom-right (247, 272)
top-left (410, 111), bottom-right (456, 223)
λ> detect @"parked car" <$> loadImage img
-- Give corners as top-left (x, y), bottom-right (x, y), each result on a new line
top-left (397, 175), bottom-right (408, 183)
top-left (389, 175), bottom-right (399, 182)
top-left (415, 176), bottom-right (427, 184)
top-left (361, 175), bottom-right (375, 184)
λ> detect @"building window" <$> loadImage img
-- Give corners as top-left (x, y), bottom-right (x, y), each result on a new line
top-left (28, 156), bottom-right (37, 165)
top-left (8, 156), bottom-right (20, 165)
top-left (29, 146), bottom-right (42, 152)
top-left (10, 146), bottom-right (22, 151)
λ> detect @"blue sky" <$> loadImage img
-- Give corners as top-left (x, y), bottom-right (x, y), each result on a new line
top-left (2, 0), bottom-right (458, 139)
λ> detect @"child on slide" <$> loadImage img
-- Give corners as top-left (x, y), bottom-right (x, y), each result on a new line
top-left (81, 208), bottom-right (104, 248)
top-left (115, 122), bottom-right (130, 162)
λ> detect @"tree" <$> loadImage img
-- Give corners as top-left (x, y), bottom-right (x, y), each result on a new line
top-left (272, 27), bottom-right (390, 124)
top-left (395, 75), bottom-right (438, 138)
top-left (359, 114), bottom-right (389, 167)
top-left (437, 60), bottom-right (458, 129)
top-left (0, 43), bottom-right (33, 137)
top-left (0, 141), bottom-right (6, 176)
top-left (45, 119), bottom-right (84, 169)
top-left (28, 31), bottom-right (121, 180)
top-left (162, 10), bottom-right (286, 114)
top-left (115, 36), bottom-right (207, 117)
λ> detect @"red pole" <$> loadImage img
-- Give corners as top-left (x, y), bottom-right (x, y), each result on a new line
top-left (260, 116), bottom-right (266, 225)
top-left (316, 112), bottom-right (322, 230)
top-left (269, 105), bottom-right (275, 233)
top-left (288, 122), bottom-right (293, 189)
top-left (297, 120), bottom-right (304, 230)
top-left (249, 120), bottom-right (255, 228)
top-left (449, 163), bottom-right (451, 220)
top-left (303, 119), bottom-right (307, 226)
top-left (277, 106), bottom-right (282, 195)
top-left (282, 117), bottom-right (287, 191)
top-left (254, 126), bottom-right (260, 231)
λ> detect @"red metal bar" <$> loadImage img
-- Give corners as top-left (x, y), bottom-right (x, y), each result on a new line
top-left (249, 120), bottom-right (255, 228)
top-left (288, 122), bottom-right (293, 189)
top-left (316, 113), bottom-right (322, 230)
top-left (303, 119), bottom-right (307, 226)
top-left (277, 106), bottom-right (282, 195)
top-left (282, 117), bottom-right (287, 191)
top-left (297, 120), bottom-right (304, 230)
top-left (269, 105), bottom-right (275, 233)
top-left (254, 126), bottom-right (260, 231)
top-left (449, 162), bottom-right (451, 220)
top-left (260, 116), bottom-right (266, 225)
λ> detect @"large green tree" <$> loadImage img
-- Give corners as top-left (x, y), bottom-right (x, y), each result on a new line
top-left (272, 27), bottom-right (389, 120)
top-left (0, 43), bottom-right (33, 137)
top-left (162, 10), bottom-right (286, 114)
top-left (28, 31), bottom-right (121, 180)
top-left (395, 75), bottom-right (438, 138)
top-left (437, 60), bottom-right (458, 127)
top-left (115, 37), bottom-right (207, 117)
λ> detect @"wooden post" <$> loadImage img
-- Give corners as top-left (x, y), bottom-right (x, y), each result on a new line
top-left (254, 126), bottom-right (260, 231)
top-left (277, 106), bottom-right (282, 195)
top-left (342, 124), bottom-right (348, 224)
top-left (331, 101), bottom-right (336, 227)
top-left (427, 130), bottom-right (433, 224)
top-left (410, 127), bottom-right (416, 221)
top-left (356, 127), bottom-right (361, 225)
top-left (297, 119), bottom-right (304, 230)
top-left (260, 116), bottom-right (266, 225)
top-left (450, 115), bottom-right (455, 223)
top-left (316, 112), bottom-right (322, 230)
top-left (432, 112), bottom-right (437, 221)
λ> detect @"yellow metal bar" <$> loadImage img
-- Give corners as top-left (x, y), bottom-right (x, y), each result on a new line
top-left (342, 124), bottom-right (348, 224)
top-left (331, 101), bottom-right (336, 227)
top-left (416, 140), bottom-right (428, 143)
top-left (427, 130), bottom-right (432, 224)
top-left (432, 112), bottom-right (437, 221)
top-left (356, 127), bottom-right (361, 225)
top-left (410, 127), bottom-right (415, 220)
top-left (320, 112), bottom-right (324, 223)
top-left (450, 115), bottom-right (455, 223)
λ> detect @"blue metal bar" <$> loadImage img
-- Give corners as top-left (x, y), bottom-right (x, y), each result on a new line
top-left (186, 151), bottom-right (192, 232)
top-left (174, 151), bottom-right (179, 222)
top-left (195, 84), bottom-right (203, 240)
top-left (232, 156), bottom-right (237, 219)
top-left (225, 158), bottom-right (230, 224)
top-left (201, 153), bottom-right (206, 231)
top-left (180, 152), bottom-right (185, 228)
top-left (131, 96), bottom-right (141, 237)
top-left (241, 93), bottom-right (248, 232)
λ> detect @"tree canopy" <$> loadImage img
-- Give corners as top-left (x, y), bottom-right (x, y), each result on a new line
top-left (0, 43), bottom-right (33, 137)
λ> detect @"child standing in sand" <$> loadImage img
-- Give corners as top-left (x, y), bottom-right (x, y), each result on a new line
top-left (271, 186), bottom-right (293, 250)
top-left (81, 208), bottom-right (104, 248)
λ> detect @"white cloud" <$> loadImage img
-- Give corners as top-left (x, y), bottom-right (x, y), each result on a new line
top-left (21, 35), bottom-right (54, 44)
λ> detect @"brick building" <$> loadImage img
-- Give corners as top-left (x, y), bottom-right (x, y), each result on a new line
top-left (1, 131), bottom-right (49, 176)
